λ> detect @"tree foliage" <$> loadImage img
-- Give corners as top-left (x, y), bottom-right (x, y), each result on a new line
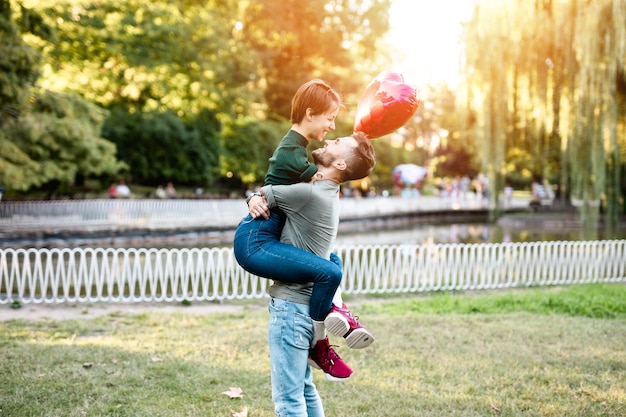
top-left (2, 91), bottom-right (119, 191)
top-left (5, 0), bottom-right (624, 221)
top-left (0, 0), bottom-right (119, 194)
top-left (101, 108), bottom-right (221, 186)
top-left (22, 0), bottom-right (395, 193)
top-left (0, 0), bottom-right (39, 112)
top-left (220, 118), bottom-right (289, 186)
top-left (37, 0), bottom-right (259, 118)
top-left (241, 0), bottom-right (392, 120)
top-left (462, 0), bottom-right (626, 224)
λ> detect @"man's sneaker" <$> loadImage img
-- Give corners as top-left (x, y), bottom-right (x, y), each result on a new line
top-left (308, 336), bottom-right (353, 382)
top-left (324, 303), bottom-right (375, 349)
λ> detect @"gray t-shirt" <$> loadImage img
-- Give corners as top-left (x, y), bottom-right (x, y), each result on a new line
top-left (261, 180), bottom-right (340, 305)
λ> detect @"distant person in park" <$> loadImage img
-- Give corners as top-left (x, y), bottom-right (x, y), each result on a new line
top-left (504, 181), bottom-right (513, 208)
top-left (115, 180), bottom-right (131, 198)
top-left (155, 185), bottom-right (167, 199)
top-left (165, 182), bottom-right (177, 198)
top-left (239, 132), bottom-right (375, 416)
top-left (108, 182), bottom-right (118, 198)
top-left (393, 169), bottom-right (402, 196)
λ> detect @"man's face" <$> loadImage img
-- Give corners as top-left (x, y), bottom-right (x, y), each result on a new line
top-left (312, 135), bottom-right (357, 167)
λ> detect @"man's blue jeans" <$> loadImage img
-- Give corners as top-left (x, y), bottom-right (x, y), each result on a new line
top-left (269, 297), bottom-right (324, 417)
top-left (233, 209), bottom-right (342, 321)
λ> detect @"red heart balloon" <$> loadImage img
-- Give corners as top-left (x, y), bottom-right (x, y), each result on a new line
top-left (353, 71), bottom-right (420, 139)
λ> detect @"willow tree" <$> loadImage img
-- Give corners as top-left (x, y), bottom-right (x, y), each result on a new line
top-left (463, 3), bottom-right (517, 219)
top-left (463, 0), bottom-right (626, 229)
top-left (567, 0), bottom-right (626, 229)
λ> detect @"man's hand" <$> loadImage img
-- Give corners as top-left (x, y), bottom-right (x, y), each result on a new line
top-left (310, 172), bottom-right (323, 182)
top-left (248, 193), bottom-right (270, 219)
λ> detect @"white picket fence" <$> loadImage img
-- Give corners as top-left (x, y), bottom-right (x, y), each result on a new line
top-left (1, 240), bottom-right (624, 305)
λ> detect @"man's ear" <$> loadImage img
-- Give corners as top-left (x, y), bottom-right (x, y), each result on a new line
top-left (332, 159), bottom-right (347, 171)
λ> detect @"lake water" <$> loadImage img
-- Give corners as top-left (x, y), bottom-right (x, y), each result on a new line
top-left (156, 214), bottom-right (626, 249)
top-left (6, 213), bottom-right (625, 250)
top-left (336, 222), bottom-right (625, 247)
top-left (334, 213), bottom-right (626, 247)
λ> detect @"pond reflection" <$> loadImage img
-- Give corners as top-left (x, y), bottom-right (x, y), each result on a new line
top-left (335, 215), bottom-right (626, 246)
top-left (6, 213), bottom-right (625, 250)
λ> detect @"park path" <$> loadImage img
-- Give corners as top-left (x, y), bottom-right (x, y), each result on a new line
top-left (0, 299), bottom-right (260, 322)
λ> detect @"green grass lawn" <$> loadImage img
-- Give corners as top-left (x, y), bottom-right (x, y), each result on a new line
top-left (1, 283), bottom-right (625, 417)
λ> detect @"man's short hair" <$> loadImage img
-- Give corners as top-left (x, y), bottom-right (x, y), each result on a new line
top-left (341, 131), bottom-right (376, 182)
top-left (290, 79), bottom-right (342, 124)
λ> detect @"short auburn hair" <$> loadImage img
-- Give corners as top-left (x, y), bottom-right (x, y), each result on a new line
top-left (341, 132), bottom-right (376, 182)
top-left (290, 79), bottom-right (342, 124)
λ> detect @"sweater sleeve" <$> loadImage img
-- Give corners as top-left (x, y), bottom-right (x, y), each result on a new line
top-left (262, 183), bottom-right (312, 214)
top-left (266, 137), bottom-right (318, 185)
top-left (299, 163), bottom-right (318, 182)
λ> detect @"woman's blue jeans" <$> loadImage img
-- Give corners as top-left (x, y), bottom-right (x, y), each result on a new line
top-left (268, 297), bottom-right (325, 417)
top-left (233, 209), bottom-right (342, 321)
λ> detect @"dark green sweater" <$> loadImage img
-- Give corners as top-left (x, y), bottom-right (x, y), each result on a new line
top-left (264, 130), bottom-right (318, 185)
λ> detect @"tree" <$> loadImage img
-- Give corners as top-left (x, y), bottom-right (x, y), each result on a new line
top-left (462, 0), bottom-right (626, 228)
top-left (101, 108), bottom-right (221, 186)
top-left (0, 0), bottom-right (39, 113)
top-left (37, 0), bottom-right (262, 119)
top-left (0, 0), bottom-right (119, 194)
top-left (240, 0), bottom-right (392, 120)
top-left (20, 0), bottom-right (402, 196)
top-left (220, 117), bottom-right (289, 187)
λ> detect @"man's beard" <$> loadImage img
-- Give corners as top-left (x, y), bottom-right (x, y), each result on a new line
top-left (312, 148), bottom-right (332, 167)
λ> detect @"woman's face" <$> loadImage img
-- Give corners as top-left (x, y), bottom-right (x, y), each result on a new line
top-left (306, 103), bottom-right (340, 142)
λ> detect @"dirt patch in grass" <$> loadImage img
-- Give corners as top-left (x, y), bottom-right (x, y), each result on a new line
top-left (0, 299), bottom-right (266, 322)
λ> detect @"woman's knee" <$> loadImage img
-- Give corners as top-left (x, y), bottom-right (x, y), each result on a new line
top-left (325, 266), bottom-right (343, 288)
top-left (329, 252), bottom-right (342, 269)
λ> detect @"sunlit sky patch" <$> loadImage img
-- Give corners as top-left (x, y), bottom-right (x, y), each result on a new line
top-left (387, 0), bottom-right (476, 88)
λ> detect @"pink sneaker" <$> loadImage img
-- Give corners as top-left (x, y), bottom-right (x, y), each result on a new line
top-left (308, 336), bottom-right (353, 382)
top-left (324, 303), bottom-right (374, 349)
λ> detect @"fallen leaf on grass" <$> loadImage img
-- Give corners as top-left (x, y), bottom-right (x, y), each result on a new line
top-left (222, 387), bottom-right (243, 399)
top-left (491, 404), bottom-right (501, 413)
top-left (231, 406), bottom-right (248, 417)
